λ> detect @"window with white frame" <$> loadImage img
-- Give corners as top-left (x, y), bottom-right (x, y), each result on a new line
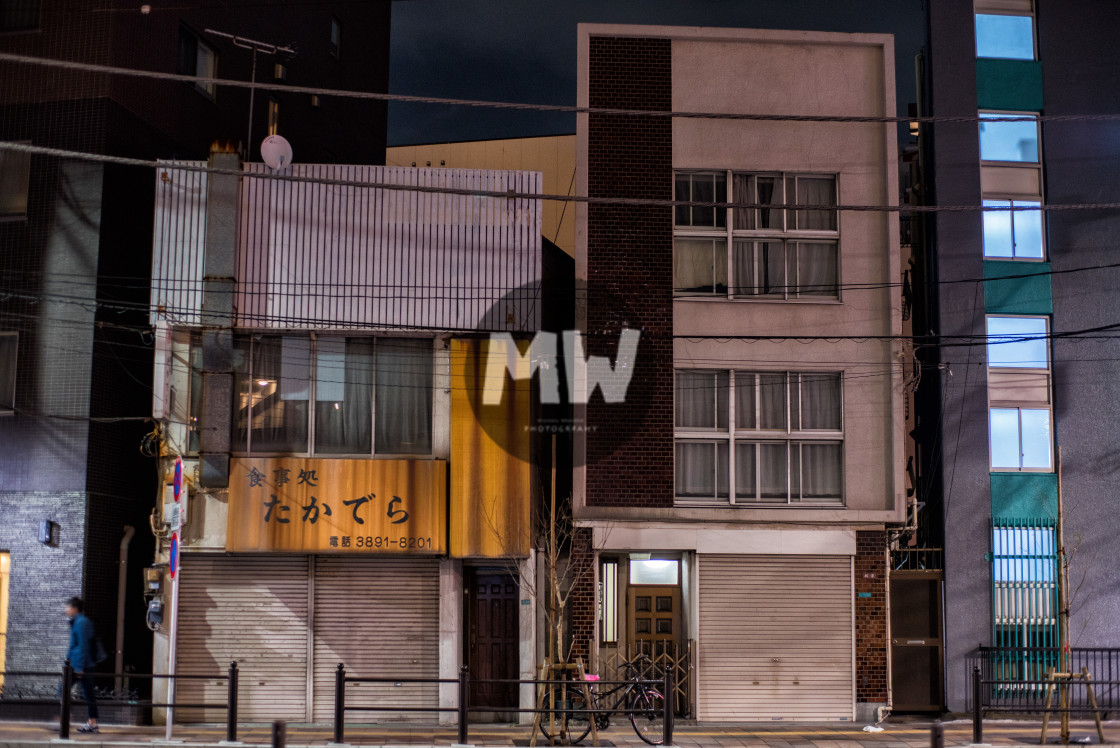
top-left (674, 171), bottom-right (839, 299)
top-left (178, 26), bottom-right (218, 99)
top-left (975, 0), bottom-right (1036, 61)
top-left (232, 335), bottom-right (433, 456)
top-left (987, 316), bottom-right (1052, 471)
top-left (983, 199), bottom-right (1044, 259)
top-left (0, 333), bottom-right (16, 414)
top-left (674, 369), bottom-right (843, 505)
top-left (979, 112), bottom-right (1044, 261)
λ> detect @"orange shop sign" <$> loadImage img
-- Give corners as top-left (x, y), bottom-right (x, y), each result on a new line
top-left (226, 457), bottom-right (446, 553)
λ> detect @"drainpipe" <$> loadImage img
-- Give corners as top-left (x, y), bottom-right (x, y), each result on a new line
top-left (115, 525), bottom-right (136, 695)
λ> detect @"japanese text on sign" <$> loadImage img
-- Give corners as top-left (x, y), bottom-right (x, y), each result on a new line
top-left (226, 457), bottom-right (446, 553)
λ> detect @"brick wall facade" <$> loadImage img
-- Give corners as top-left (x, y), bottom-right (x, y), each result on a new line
top-left (0, 492), bottom-right (87, 675)
top-left (567, 527), bottom-right (596, 662)
top-left (585, 35), bottom-right (674, 508)
top-left (855, 529), bottom-right (889, 703)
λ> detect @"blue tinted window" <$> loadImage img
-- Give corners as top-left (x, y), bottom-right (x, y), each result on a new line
top-left (983, 200), bottom-right (1044, 259)
top-left (992, 527), bottom-right (1054, 582)
top-left (1019, 409), bottom-right (1052, 468)
top-left (976, 14), bottom-right (1035, 60)
top-left (979, 113), bottom-right (1039, 162)
top-left (987, 316), bottom-right (1048, 369)
top-left (990, 408), bottom-right (1022, 468)
top-left (983, 200), bottom-right (1014, 258)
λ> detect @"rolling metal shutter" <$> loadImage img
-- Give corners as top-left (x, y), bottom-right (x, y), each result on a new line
top-left (698, 555), bottom-right (853, 721)
top-left (311, 557), bottom-right (441, 721)
top-left (175, 555), bottom-right (310, 723)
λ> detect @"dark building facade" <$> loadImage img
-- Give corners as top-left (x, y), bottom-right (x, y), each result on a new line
top-left (0, 0), bottom-right (390, 684)
top-left (921, 0), bottom-right (1120, 711)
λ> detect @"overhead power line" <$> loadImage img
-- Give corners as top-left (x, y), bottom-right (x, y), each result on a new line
top-left (4, 140), bottom-right (1120, 215)
top-left (3, 50), bottom-right (1120, 125)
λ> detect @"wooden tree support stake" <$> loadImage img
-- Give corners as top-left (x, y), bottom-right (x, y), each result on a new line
top-left (1039, 667), bottom-right (1107, 745)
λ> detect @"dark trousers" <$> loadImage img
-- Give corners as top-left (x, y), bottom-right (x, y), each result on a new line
top-left (60, 673), bottom-right (99, 721)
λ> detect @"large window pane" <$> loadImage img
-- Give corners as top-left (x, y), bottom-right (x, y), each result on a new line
top-left (798, 442), bottom-right (842, 500)
top-left (676, 370), bottom-right (728, 429)
top-left (1019, 408), bottom-right (1052, 469)
top-left (759, 442), bottom-right (788, 500)
top-left (987, 316), bottom-right (1048, 369)
top-left (976, 14), bottom-right (1034, 60)
top-left (794, 177), bottom-right (837, 230)
top-left (734, 174), bottom-right (783, 230)
top-left (375, 338), bottom-right (432, 455)
top-left (674, 237), bottom-right (727, 294)
top-left (735, 373), bottom-right (756, 429)
top-left (732, 240), bottom-right (784, 296)
top-left (979, 113), bottom-right (1039, 163)
top-left (983, 199), bottom-right (1014, 258)
top-left (758, 373), bottom-right (787, 430)
top-left (794, 242), bottom-right (838, 297)
top-left (799, 373), bottom-right (841, 431)
top-left (675, 172), bottom-right (726, 228)
top-left (990, 408), bottom-right (1022, 469)
top-left (315, 337), bottom-right (373, 454)
top-left (246, 336), bottom-right (310, 453)
top-left (1013, 202), bottom-right (1044, 259)
top-left (675, 441), bottom-right (728, 499)
top-left (735, 442), bottom-right (757, 499)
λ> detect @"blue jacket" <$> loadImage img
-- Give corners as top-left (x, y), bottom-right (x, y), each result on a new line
top-left (67, 613), bottom-right (94, 672)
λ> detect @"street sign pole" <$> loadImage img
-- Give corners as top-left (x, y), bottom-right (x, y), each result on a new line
top-left (165, 459), bottom-right (184, 740)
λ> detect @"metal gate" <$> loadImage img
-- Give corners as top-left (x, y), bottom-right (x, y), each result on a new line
top-left (175, 554), bottom-right (311, 722)
top-left (990, 519), bottom-right (1058, 691)
top-left (697, 555), bottom-right (854, 721)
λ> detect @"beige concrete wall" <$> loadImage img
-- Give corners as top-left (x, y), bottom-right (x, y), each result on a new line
top-left (387, 136), bottom-right (577, 255)
top-left (672, 28), bottom-right (903, 518)
top-left (574, 24), bottom-right (905, 524)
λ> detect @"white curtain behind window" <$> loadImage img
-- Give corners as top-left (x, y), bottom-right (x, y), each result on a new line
top-left (795, 177), bottom-right (837, 230)
top-left (375, 338), bottom-right (432, 455)
top-left (796, 242), bottom-right (838, 297)
top-left (798, 442), bottom-right (842, 501)
top-left (799, 373), bottom-right (841, 430)
top-left (315, 337), bottom-right (373, 454)
top-left (758, 442), bottom-right (788, 500)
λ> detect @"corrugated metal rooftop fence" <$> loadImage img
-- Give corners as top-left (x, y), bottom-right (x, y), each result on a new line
top-left (152, 163), bottom-right (543, 332)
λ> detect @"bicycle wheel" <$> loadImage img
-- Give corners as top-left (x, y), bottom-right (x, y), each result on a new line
top-left (538, 687), bottom-right (592, 745)
top-left (627, 687), bottom-right (666, 746)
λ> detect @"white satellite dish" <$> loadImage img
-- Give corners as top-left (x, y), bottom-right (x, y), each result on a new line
top-left (261, 135), bottom-right (293, 170)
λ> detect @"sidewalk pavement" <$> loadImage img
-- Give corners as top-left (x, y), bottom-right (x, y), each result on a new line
top-left (0, 718), bottom-right (1118, 748)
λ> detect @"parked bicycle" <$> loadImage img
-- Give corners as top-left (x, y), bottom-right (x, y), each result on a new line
top-left (538, 654), bottom-right (666, 746)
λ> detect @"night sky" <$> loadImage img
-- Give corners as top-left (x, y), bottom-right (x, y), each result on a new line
top-left (387, 0), bottom-right (928, 146)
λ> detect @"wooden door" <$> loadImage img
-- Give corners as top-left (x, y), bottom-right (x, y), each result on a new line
top-left (627, 586), bottom-right (681, 657)
top-left (467, 569), bottom-right (519, 711)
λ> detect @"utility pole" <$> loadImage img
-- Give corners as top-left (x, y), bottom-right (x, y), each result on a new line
top-left (1057, 447), bottom-right (1070, 744)
top-left (204, 30), bottom-right (295, 161)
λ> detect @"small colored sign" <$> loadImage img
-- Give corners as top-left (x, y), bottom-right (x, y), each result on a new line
top-left (172, 458), bottom-right (183, 501)
top-left (169, 532), bottom-right (179, 579)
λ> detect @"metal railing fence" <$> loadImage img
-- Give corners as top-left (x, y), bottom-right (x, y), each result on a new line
top-left (0, 660), bottom-right (239, 740)
top-left (332, 663), bottom-right (673, 746)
